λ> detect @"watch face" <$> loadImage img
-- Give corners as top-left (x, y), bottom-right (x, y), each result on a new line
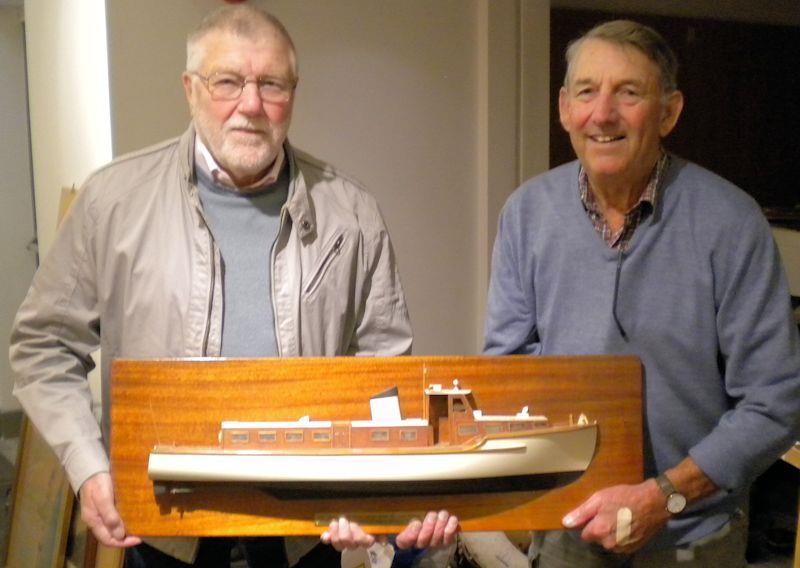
top-left (666, 493), bottom-right (687, 514)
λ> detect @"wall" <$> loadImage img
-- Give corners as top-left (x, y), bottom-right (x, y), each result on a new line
top-left (276, 1), bottom-right (479, 354)
top-left (0, 5), bottom-right (34, 413)
top-left (24, 0), bottom-right (112, 257)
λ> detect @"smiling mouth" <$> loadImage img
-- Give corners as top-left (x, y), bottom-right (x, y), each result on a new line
top-left (589, 135), bottom-right (625, 143)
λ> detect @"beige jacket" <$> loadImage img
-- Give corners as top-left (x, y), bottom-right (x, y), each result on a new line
top-left (10, 123), bottom-right (411, 509)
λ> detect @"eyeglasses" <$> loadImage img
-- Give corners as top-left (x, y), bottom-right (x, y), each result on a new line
top-left (192, 72), bottom-right (295, 103)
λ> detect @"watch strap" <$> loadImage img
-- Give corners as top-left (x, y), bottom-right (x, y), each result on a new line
top-left (655, 473), bottom-right (687, 514)
top-left (655, 473), bottom-right (677, 497)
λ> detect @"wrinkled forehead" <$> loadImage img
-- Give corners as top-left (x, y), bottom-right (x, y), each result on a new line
top-left (568, 38), bottom-right (661, 88)
top-left (196, 28), bottom-right (297, 78)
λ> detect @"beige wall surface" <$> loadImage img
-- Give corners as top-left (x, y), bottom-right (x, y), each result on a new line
top-left (278, 0), bottom-right (480, 355)
top-left (106, 0), bottom-right (539, 355)
top-left (24, 0), bottom-right (112, 256)
top-left (0, 6), bottom-right (34, 412)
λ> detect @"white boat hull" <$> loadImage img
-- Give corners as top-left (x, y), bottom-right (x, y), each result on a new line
top-left (148, 425), bottom-right (597, 495)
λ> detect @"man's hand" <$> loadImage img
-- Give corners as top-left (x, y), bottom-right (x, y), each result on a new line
top-left (320, 511), bottom-right (459, 551)
top-left (562, 480), bottom-right (667, 554)
top-left (563, 457), bottom-right (719, 554)
top-left (320, 517), bottom-right (376, 550)
top-left (395, 510), bottom-right (459, 550)
top-left (79, 472), bottom-right (142, 548)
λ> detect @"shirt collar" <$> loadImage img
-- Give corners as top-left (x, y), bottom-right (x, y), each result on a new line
top-left (194, 134), bottom-right (285, 191)
top-left (579, 151), bottom-right (670, 214)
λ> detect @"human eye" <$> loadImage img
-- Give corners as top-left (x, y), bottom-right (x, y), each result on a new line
top-left (204, 73), bottom-right (242, 99)
top-left (618, 86), bottom-right (642, 103)
top-left (211, 73), bottom-right (239, 86)
top-left (258, 77), bottom-right (288, 92)
top-left (574, 85), bottom-right (595, 101)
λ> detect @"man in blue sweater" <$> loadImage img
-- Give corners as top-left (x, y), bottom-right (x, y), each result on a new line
top-left (484, 20), bottom-right (800, 567)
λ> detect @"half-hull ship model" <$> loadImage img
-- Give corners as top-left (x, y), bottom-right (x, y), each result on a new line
top-left (148, 380), bottom-right (598, 497)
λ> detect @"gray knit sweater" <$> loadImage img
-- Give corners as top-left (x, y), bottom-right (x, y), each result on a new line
top-left (485, 157), bottom-right (800, 548)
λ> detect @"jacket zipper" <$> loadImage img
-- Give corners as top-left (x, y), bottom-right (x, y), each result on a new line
top-left (303, 233), bottom-right (344, 296)
top-left (270, 207), bottom-right (288, 356)
top-left (201, 230), bottom-right (215, 356)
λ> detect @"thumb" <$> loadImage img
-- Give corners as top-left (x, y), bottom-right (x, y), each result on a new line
top-left (562, 493), bottom-right (602, 529)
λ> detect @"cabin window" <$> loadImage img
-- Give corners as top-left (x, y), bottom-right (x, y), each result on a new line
top-left (484, 424), bottom-right (503, 434)
top-left (258, 431), bottom-right (277, 443)
top-left (458, 424), bottom-right (478, 436)
top-left (285, 431), bottom-right (304, 443)
top-left (230, 431), bottom-right (249, 444)
top-left (400, 430), bottom-right (418, 441)
top-left (370, 430), bottom-right (390, 442)
top-left (313, 431), bottom-right (331, 442)
top-left (510, 422), bottom-right (532, 431)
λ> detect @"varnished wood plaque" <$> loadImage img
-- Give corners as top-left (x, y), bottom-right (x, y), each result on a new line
top-left (111, 355), bottom-right (642, 536)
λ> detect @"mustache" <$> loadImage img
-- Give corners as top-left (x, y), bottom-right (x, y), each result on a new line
top-left (224, 119), bottom-right (269, 133)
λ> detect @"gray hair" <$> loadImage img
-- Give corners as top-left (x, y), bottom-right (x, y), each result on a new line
top-left (186, 5), bottom-right (297, 78)
top-left (564, 20), bottom-right (678, 94)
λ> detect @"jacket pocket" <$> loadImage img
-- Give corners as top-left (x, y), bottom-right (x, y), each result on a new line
top-left (303, 232), bottom-right (347, 298)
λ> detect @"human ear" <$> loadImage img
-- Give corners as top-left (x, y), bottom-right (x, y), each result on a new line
top-left (558, 87), bottom-right (572, 132)
top-left (659, 90), bottom-right (684, 137)
top-left (181, 72), bottom-right (195, 107)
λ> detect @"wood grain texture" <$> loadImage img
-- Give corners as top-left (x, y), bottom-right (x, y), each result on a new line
top-left (780, 444), bottom-right (800, 568)
top-left (110, 355), bottom-right (643, 536)
top-left (6, 418), bottom-right (73, 568)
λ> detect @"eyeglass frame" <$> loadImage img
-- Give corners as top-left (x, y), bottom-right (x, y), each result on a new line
top-left (191, 71), bottom-right (297, 103)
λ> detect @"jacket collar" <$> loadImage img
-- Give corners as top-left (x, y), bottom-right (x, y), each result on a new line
top-left (178, 123), bottom-right (196, 186)
top-left (178, 122), bottom-right (316, 241)
top-left (284, 142), bottom-right (315, 241)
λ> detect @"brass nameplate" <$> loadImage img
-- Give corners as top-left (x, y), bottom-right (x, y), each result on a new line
top-left (314, 512), bottom-right (427, 527)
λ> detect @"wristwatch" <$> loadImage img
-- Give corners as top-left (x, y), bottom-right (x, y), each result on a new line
top-left (655, 473), bottom-right (687, 515)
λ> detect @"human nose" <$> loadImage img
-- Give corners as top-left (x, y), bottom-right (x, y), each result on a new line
top-left (591, 92), bottom-right (617, 124)
top-left (236, 81), bottom-right (264, 115)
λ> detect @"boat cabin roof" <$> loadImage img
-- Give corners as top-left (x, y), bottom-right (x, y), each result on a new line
top-left (351, 418), bottom-right (429, 428)
top-left (221, 420), bottom-right (332, 429)
top-left (424, 383), bottom-right (471, 396)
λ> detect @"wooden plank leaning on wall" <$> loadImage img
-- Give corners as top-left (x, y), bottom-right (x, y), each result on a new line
top-left (5, 185), bottom-right (123, 568)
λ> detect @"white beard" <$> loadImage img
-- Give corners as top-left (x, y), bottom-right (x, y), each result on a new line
top-left (195, 113), bottom-right (287, 182)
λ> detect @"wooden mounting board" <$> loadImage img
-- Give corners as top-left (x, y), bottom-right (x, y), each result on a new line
top-left (110, 355), bottom-right (642, 536)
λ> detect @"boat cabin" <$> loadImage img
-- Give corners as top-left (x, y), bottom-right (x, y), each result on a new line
top-left (219, 379), bottom-right (548, 450)
top-left (423, 380), bottom-right (548, 445)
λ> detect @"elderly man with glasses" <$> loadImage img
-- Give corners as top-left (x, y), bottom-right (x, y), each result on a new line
top-left (10, 5), bottom-right (457, 567)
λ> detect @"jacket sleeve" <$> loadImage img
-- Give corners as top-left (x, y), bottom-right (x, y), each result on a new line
top-left (347, 207), bottom-right (412, 357)
top-left (688, 209), bottom-right (800, 490)
top-left (9, 188), bottom-right (108, 493)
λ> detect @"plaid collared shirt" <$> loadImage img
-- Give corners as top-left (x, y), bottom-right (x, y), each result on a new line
top-left (579, 153), bottom-right (670, 249)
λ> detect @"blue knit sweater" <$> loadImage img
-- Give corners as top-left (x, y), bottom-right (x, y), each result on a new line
top-left (484, 157), bottom-right (800, 547)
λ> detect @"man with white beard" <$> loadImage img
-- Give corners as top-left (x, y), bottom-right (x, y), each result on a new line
top-left (10, 5), bottom-right (457, 567)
